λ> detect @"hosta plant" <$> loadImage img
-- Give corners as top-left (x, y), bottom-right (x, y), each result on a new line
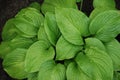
top-left (0, 0), bottom-right (120, 80)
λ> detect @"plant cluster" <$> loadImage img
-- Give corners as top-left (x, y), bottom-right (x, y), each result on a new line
top-left (0, 0), bottom-right (120, 80)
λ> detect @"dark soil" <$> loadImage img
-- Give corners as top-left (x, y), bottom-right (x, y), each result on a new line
top-left (0, 0), bottom-right (120, 80)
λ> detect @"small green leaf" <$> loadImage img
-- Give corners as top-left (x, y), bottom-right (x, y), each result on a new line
top-left (41, 0), bottom-right (77, 14)
top-left (44, 12), bottom-right (61, 46)
top-left (56, 36), bottom-right (82, 60)
top-left (105, 39), bottom-right (120, 71)
top-left (56, 8), bottom-right (89, 45)
top-left (3, 48), bottom-right (28, 79)
top-left (85, 38), bottom-right (106, 51)
top-left (25, 40), bottom-right (55, 73)
top-left (89, 10), bottom-right (120, 35)
top-left (38, 60), bottom-right (66, 80)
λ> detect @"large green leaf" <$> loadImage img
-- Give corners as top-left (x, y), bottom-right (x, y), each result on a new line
top-left (3, 48), bottom-right (28, 79)
top-left (93, 0), bottom-right (115, 8)
top-left (56, 8), bottom-right (89, 45)
top-left (95, 17), bottom-right (120, 42)
top-left (56, 36), bottom-right (82, 60)
top-left (25, 40), bottom-right (55, 73)
top-left (85, 38), bottom-right (106, 51)
top-left (44, 12), bottom-right (61, 46)
top-left (89, 7), bottom-right (115, 20)
top-left (2, 19), bottom-right (19, 41)
top-left (38, 60), bottom-right (66, 80)
top-left (89, 10), bottom-right (120, 35)
top-left (0, 36), bottom-right (34, 59)
top-left (66, 62), bottom-right (91, 80)
top-left (105, 39), bottom-right (120, 71)
top-left (74, 47), bottom-right (113, 80)
top-left (13, 17), bottom-right (38, 38)
top-left (41, 0), bottom-right (77, 14)
top-left (15, 7), bottom-right (44, 28)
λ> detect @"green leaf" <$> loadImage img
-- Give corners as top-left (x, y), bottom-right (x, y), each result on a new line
top-left (89, 7), bottom-right (115, 20)
top-left (38, 26), bottom-right (49, 42)
top-left (66, 62), bottom-right (91, 80)
top-left (76, 0), bottom-right (81, 2)
top-left (44, 12), bottom-right (61, 46)
top-left (74, 47), bottom-right (113, 80)
top-left (13, 17), bottom-right (38, 38)
top-left (0, 36), bottom-right (34, 59)
top-left (95, 16), bottom-right (120, 42)
top-left (15, 7), bottom-right (44, 28)
top-left (56, 36), bottom-right (82, 60)
top-left (2, 19), bottom-right (19, 41)
top-left (9, 36), bottom-right (34, 49)
top-left (28, 72), bottom-right (38, 80)
top-left (29, 2), bottom-right (41, 11)
top-left (25, 40), bottom-right (55, 73)
top-left (89, 10), bottom-right (120, 35)
top-left (105, 39), bottom-right (120, 71)
top-left (85, 38), bottom-right (106, 51)
top-left (93, 0), bottom-right (115, 8)
top-left (38, 60), bottom-right (66, 80)
top-left (0, 41), bottom-right (12, 59)
top-left (55, 8), bottom-right (89, 45)
top-left (113, 72), bottom-right (120, 80)
top-left (41, 0), bottom-right (77, 14)
top-left (3, 48), bottom-right (28, 79)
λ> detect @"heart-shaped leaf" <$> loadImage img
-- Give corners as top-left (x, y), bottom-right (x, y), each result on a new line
top-left (89, 10), bottom-right (120, 35)
top-left (74, 47), bottom-right (113, 80)
top-left (38, 60), bottom-right (66, 80)
top-left (3, 48), bottom-right (28, 79)
top-left (95, 16), bottom-right (120, 42)
top-left (25, 40), bottom-right (55, 73)
top-left (56, 8), bottom-right (89, 45)
top-left (85, 38), bottom-right (106, 51)
top-left (56, 36), bottom-right (82, 60)
top-left (105, 39), bottom-right (120, 71)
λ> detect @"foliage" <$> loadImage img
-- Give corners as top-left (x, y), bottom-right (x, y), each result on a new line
top-left (0, 0), bottom-right (120, 80)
